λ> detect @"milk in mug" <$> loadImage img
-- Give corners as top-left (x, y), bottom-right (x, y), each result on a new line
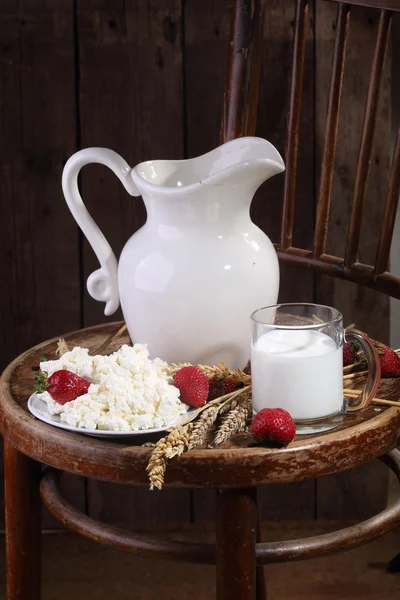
top-left (251, 329), bottom-right (343, 420)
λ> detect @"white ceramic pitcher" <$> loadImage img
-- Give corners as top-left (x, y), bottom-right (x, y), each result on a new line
top-left (62, 137), bottom-right (285, 368)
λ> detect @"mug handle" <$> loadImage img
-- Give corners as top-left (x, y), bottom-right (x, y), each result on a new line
top-left (345, 329), bottom-right (381, 412)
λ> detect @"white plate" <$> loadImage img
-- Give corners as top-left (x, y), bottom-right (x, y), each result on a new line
top-left (27, 393), bottom-right (196, 439)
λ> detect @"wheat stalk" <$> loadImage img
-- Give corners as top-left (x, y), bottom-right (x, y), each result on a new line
top-left (372, 398), bottom-right (400, 408)
top-left (55, 338), bottom-right (70, 356)
top-left (54, 323), bottom-right (128, 358)
top-left (177, 386), bottom-right (251, 427)
top-left (343, 370), bottom-right (368, 381)
top-left (167, 361), bottom-right (251, 385)
top-left (146, 424), bottom-right (193, 490)
top-left (188, 405), bottom-right (220, 451)
top-left (186, 387), bottom-right (251, 450)
top-left (343, 388), bottom-right (400, 408)
top-left (219, 391), bottom-right (247, 415)
top-left (213, 395), bottom-right (252, 447)
top-left (199, 363), bottom-right (251, 384)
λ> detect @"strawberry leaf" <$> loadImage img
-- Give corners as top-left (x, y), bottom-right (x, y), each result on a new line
top-left (33, 370), bottom-right (49, 393)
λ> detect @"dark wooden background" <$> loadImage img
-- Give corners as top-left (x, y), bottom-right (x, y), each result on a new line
top-left (0, 0), bottom-right (397, 530)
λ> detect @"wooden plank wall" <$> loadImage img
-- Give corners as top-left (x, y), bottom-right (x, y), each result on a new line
top-left (0, 0), bottom-right (395, 530)
top-left (0, 0), bottom-right (86, 528)
top-left (314, 2), bottom-right (392, 520)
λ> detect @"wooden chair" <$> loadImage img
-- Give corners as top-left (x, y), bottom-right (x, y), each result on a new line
top-left (222, 0), bottom-right (400, 299)
top-left (221, 0), bottom-right (400, 584)
top-left (1, 2), bottom-right (400, 600)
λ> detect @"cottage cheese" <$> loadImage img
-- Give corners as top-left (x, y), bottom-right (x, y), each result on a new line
top-left (37, 344), bottom-right (187, 431)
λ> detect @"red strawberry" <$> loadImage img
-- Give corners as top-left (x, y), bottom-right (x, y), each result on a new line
top-left (207, 379), bottom-right (237, 401)
top-left (251, 408), bottom-right (296, 446)
top-left (343, 342), bottom-right (356, 366)
top-left (208, 381), bottom-right (220, 401)
top-left (378, 348), bottom-right (400, 377)
top-left (221, 379), bottom-right (236, 395)
top-left (174, 366), bottom-right (209, 407)
top-left (34, 369), bottom-right (90, 404)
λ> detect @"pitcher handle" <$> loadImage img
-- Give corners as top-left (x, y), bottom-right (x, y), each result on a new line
top-left (62, 148), bottom-right (140, 316)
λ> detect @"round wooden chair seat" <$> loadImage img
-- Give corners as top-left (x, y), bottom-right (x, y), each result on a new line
top-left (1, 322), bottom-right (400, 488)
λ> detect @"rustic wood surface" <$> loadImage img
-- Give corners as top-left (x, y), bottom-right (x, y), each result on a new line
top-left (4, 442), bottom-right (42, 600)
top-left (0, 524), bottom-right (398, 600)
top-left (1, 321), bottom-right (400, 600)
top-left (184, 0), bottom-right (233, 524)
top-left (76, 0), bottom-right (191, 535)
top-left (1, 322), bottom-right (400, 489)
top-left (36, 450), bottom-right (400, 564)
top-left (0, 0), bottom-right (86, 529)
top-left (314, 1), bottom-right (393, 519)
top-left (216, 489), bottom-right (257, 599)
top-left (334, 0), bottom-right (400, 8)
top-left (251, 0), bottom-right (318, 521)
top-left (0, 0), bottom-right (399, 529)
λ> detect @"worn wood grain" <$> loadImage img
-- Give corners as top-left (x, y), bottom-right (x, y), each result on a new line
top-left (78, 0), bottom-right (184, 328)
top-left (2, 524), bottom-right (399, 600)
top-left (252, 0), bottom-right (317, 521)
top-left (253, 0), bottom-right (316, 303)
top-left (4, 442), bottom-right (42, 600)
top-left (1, 323), bottom-right (400, 489)
top-left (315, 2), bottom-right (392, 518)
top-left (0, 523), bottom-right (396, 600)
top-left (216, 488), bottom-right (257, 600)
top-left (314, 3), bottom-right (350, 257)
top-left (0, 0), bottom-right (80, 366)
top-left (185, 0), bottom-right (231, 158)
top-left (0, 0), bottom-right (398, 534)
top-left (0, 0), bottom-right (84, 529)
top-left (87, 482), bottom-right (191, 531)
top-left (76, 0), bottom-right (190, 529)
top-left (37, 450), bottom-right (400, 565)
top-left (345, 10), bottom-right (392, 267)
top-left (194, 483), bottom-right (315, 523)
top-left (326, 0), bottom-right (400, 9)
top-left (220, 0), bottom-right (267, 142)
top-left (184, 0), bottom-right (232, 524)
top-left (190, 0), bottom-right (317, 522)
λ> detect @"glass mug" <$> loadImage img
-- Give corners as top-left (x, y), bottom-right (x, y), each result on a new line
top-left (250, 303), bottom-right (381, 434)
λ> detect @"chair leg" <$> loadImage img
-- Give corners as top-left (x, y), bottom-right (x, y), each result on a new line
top-left (256, 513), bottom-right (267, 600)
top-left (216, 487), bottom-right (258, 600)
top-left (4, 440), bottom-right (42, 600)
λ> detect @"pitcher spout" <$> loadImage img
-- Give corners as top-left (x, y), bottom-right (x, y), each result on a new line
top-left (202, 136), bottom-right (285, 191)
top-left (132, 136), bottom-right (285, 197)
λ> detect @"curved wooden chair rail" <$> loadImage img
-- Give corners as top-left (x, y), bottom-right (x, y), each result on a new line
top-left (41, 449), bottom-right (400, 566)
top-left (222, 0), bottom-right (400, 298)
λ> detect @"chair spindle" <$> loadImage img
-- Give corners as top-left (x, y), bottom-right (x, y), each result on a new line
top-left (313, 3), bottom-right (350, 258)
top-left (344, 9), bottom-right (392, 267)
top-left (280, 0), bottom-right (309, 251)
top-left (375, 123), bottom-right (400, 275)
top-left (220, 0), bottom-right (267, 143)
